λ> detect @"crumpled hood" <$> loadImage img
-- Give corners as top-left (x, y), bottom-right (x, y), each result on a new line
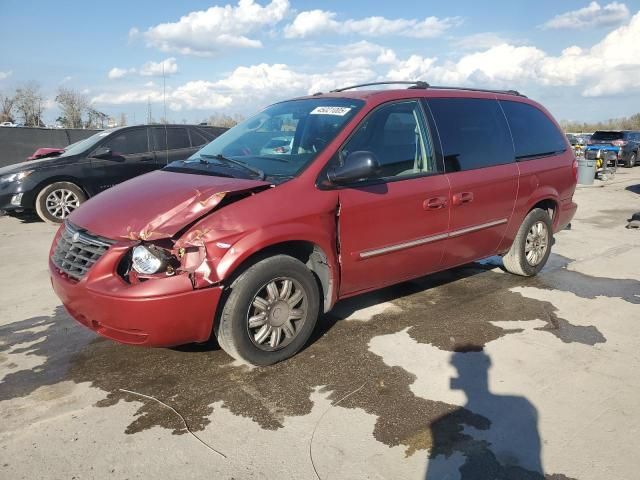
top-left (69, 170), bottom-right (271, 240)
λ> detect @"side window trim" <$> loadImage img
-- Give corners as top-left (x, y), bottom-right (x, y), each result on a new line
top-left (420, 99), bottom-right (446, 174)
top-left (316, 99), bottom-right (441, 189)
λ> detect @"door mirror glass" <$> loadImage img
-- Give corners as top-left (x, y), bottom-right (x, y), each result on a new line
top-left (328, 151), bottom-right (380, 184)
top-left (91, 146), bottom-right (112, 159)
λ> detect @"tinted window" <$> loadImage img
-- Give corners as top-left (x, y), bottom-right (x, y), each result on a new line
top-left (153, 127), bottom-right (190, 150)
top-left (103, 129), bottom-right (149, 155)
top-left (429, 98), bottom-right (513, 172)
top-left (190, 129), bottom-right (211, 147)
top-left (341, 100), bottom-right (437, 179)
top-left (500, 101), bottom-right (567, 159)
top-left (591, 131), bottom-right (624, 142)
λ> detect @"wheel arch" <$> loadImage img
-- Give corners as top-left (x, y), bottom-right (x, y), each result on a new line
top-left (28, 176), bottom-right (90, 208)
top-left (216, 232), bottom-right (338, 313)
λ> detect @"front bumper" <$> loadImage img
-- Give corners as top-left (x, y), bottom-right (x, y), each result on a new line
top-left (49, 235), bottom-right (223, 347)
top-left (0, 191), bottom-right (26, 212)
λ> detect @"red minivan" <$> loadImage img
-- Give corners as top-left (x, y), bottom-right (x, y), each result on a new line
top-left (49, 82), bottom-right (577, 365)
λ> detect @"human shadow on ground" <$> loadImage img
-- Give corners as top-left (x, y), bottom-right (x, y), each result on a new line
top-left (425, 349), bottom-right (576, 480)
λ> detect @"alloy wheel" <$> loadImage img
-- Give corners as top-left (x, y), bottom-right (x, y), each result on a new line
top-left (525, 221), bottom-right (549, 266)
top-left (247, 277), bottom-right (307, 351)
top-left (45, 189), bottom-right (81, 220)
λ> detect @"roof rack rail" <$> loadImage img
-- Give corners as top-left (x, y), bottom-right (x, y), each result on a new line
top-left (330, 81), bottom-right (429, 92)
top-left (427, 85), bottom-right (526, 97)
top-left (328, 81), bottom-right (526, 97)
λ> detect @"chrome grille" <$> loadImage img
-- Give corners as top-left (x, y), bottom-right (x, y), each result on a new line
top-left (51, 222), bottom-right (114, 280)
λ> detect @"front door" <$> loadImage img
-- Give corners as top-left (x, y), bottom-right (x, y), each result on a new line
top-left (335, 100), bottom-right (451, 296)
top-left (89, 127), bottom-right (156, 191)
top-left (425, 97), bottom-right (518, 267)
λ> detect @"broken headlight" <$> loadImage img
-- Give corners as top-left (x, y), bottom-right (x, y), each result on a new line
top-left (131, 245), bottom-right (166, 274)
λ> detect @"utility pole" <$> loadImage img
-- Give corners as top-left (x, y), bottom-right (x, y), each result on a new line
top-left (147, 97), bottom-right (152, 124)
top-left (162, 62), bottom-right (167, 124)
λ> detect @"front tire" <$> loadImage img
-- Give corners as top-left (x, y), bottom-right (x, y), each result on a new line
top-left (35, 182), bottom-right (86, 224)
top-left (502, 208), bottom-right (553, 277)
top-left (625, 152), bottom-right (637, 168)
top-left (216, 255), bottom-right (320, 366)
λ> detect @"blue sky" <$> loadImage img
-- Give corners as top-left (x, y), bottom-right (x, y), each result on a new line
top-left (1, 0), bottom-right (640, 124)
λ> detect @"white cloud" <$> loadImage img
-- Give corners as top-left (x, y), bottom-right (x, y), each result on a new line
top-left (92, 10), bottom-right (640, 115)
top-left (139, 58), bottom-right (178, 76)
top-left (139, 0), bottom-right (289, 56)
top-left (284, 10), bottom-right (461, 39)
top-left (108, 67), bottom-right (133, 79)
top-left (542, 1), bottom-right (629, 30)
top-left (453, 32), bottom-right (520, 51)
top-left (385, 10), bottom-right (640, 96)
top-left (283, 10), bottom-right (339, 38)
top-left (108, 58), bottom-right (178, 79)
top-left (0, 70), bottom-right (13, 80)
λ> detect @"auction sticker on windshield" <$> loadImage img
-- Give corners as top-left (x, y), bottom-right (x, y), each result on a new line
top-left (310, 106), bottom-right (352, 116)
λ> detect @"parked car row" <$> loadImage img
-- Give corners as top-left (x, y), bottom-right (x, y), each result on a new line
top-left (42, 82), bottom-right (577, 365)
top-left (567, 130), bottom-right (640, 168)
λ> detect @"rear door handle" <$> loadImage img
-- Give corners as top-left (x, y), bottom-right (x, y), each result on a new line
top-left (424, 196), bottom-right (448, 210)
top-left (452, 192), bottom-right (474, 206)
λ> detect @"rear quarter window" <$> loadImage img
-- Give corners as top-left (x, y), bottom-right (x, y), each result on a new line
top-left (501, 101), bottom-right (567, 160)
top-left (428, 97), bottom-right (514, 172)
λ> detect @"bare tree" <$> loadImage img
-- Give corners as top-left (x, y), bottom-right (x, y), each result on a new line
top-left (207, 112), bottom-right (245, 128)
top-left (15, 82), bottom-right (44, 126)
top-left (85, 108), bottom-right (109, 129)
top-left (56, 87), bottom-right (89, 128)
top-left (0, 90), bottom-right (16, 123)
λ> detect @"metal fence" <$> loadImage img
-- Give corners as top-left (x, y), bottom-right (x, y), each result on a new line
top-left (0, 127), bottom-right (101, 168)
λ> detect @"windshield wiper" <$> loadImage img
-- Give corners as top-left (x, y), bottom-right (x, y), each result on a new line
top-left (199, 153), bottom-right (265, 180)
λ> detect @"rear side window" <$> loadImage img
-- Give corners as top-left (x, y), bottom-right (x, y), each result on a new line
top-left (428, 98), bottom-right (514, 172)
top-left (153, 127), bottom-right (191, 150)
top-left (500, 101), bottom-right (566, 159)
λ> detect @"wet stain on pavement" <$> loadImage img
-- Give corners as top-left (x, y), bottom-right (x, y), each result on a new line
top-left (2, 259), bottom-right (634, 479)
top-left (581, 208), bottom-right (640, 229)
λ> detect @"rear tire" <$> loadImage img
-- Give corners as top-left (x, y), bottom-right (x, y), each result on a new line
top-left (216, 255), bottom-right (320, 366)
top-left (35, 182), bottom-right (86, 224)
top-left (502, 208), bottom-right (553, 277)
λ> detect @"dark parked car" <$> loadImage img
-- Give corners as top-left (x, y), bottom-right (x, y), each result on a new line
top-left (588, 130), bottom-right (640, 167)
top-left (49, 82), bottom-right (577, 366)
top-left (0, 124), bottom-right (218, 222)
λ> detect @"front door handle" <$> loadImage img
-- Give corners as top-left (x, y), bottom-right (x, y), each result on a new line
top-left (452, 192), bottom-right (474, 206)
top-left (424, 196), bottom-right (448, 210)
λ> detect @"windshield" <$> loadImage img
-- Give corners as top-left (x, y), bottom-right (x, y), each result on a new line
top-left (176, 98), bottom-right (364, 180)
top-left (59, 129), bottom-right (117, 157)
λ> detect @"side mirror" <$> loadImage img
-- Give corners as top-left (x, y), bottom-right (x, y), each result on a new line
top-left (327, 151), bottom-right (380, 185)
top-left (91, 146), bottom-right (112, 159)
